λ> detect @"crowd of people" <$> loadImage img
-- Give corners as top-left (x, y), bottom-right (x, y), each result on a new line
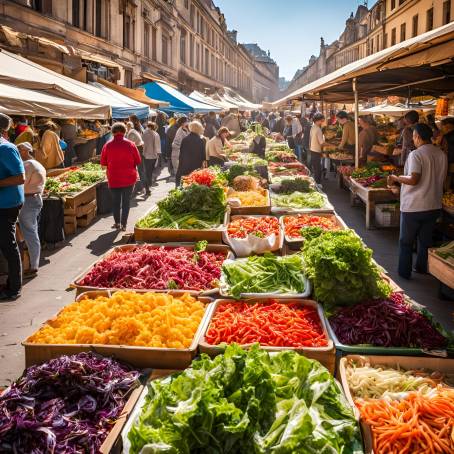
top-left (1, 103), bottom-right (454, 302)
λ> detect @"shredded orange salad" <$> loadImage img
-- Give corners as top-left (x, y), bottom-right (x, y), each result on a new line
top-left (27, 291), bottom-right (205, 348)
top-left (229, 190), bottom-right (268, 207)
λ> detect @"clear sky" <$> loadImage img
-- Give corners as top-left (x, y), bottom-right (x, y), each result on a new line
top-left (215, 0), bottom-right (377, 80)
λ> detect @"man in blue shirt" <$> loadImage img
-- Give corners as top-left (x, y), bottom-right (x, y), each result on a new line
top-left (0, 113), bottom-right (25, 300)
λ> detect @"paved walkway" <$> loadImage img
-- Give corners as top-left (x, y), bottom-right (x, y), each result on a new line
top-left (0, 171), bottom-right (452, 386)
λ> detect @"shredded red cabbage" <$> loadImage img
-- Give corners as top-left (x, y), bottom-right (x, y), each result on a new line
top-left (329, 293), bottom-right (448, 350)
top-left (0, 352), bottom-right (140, 453)
top-left (78, 245), bottom-right (226, 291)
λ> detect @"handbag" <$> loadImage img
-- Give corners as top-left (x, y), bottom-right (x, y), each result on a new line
top-left (59, 139), bottom-right (67, 151)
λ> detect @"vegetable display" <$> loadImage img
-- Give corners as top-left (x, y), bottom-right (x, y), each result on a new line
top-left (136, 184), bottom-right (226, 229)
top-left (303, 230), bottom-right (391, 308)
top-left (272, 177), bottom-right (312, 194)
top-left (77, 244), bottom-right (225, 291)
top-left (182, 167), bottom-right (226, 187)
top-left (442, 191), bottom-right (454, 208)
top-left (272, 190), bottom-right (326, 209)
top-left (44, 164), bottom-right (105, 195)
top-left (127, 345), bottom-right (362, 454)
top-left (27, 291), bottom-right (205, 348)
top-left (227, 216), bottom-right (279, 239)
top-left (0, 352), bottom-right (139, 453)
top-left (226, 164), bottom-right (261, 185)
top-left (283, 214), bottom-right (340, 239)
top-left (329, 292), bottom-right (450, 349)
top-left (265, 150), bottom-right (297, 162)
top-left (222, 253), bottom-right (307, 298)
top-left (228, 189), bottom-right (268, 207)
top-left (205, 300), bottom-right (328, 347)
top-left (435, 241), bottom-right (454, 264)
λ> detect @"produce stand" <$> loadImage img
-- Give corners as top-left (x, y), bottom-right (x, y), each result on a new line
top-left (198, 298), bottom-right (336, 373)
top-left (428, 248), bottom-right (454, 290)
top-left (134, 208), bottom-right (230, 243)
top-left (22, 290), bottom-right (215, 369)
top-left (349, 178), bottom-right (399, 229)
top-left (338, 355), bottom-right (454, 454)
top-left (229, 190), bottom-right (271, 215)
top-left (70, 243), bottom-right (234, 296)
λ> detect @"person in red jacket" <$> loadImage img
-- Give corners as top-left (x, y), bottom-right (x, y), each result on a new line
top-left (101, 122), bottom-right (141, 231)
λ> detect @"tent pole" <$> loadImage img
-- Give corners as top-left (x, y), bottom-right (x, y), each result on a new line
top-left (353, 78), bottom-right (359, 168)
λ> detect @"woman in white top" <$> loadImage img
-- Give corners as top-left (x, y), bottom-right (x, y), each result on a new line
top-left (17, 142), bottom-right (46, 276)
top-left (309, 113), bottom-right (325, 185)
top-left (142, 122), bottom-right (161, 195)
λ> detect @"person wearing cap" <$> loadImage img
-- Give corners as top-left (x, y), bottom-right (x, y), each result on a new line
top-left (336, 111), bottom-right (355, 152)
top-left (35, 121), bottom-right (64, 170)
top-left (309, 113), bottom-right (326, 185)
top-left (176, 121), bottom-right (206, 187)
top-left (101, 122), bottom-right (141, 231)
top-left (206, 127), bottom-right (232, 166)
top-left (221, 108), bottom-right (241, 138)
top-left (0, 113), bottom-right (25, 300)
top-left (17, 142), bottom-right (46, 277)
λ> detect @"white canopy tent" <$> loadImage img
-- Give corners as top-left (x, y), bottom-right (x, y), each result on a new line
top-left (189, 91), bottom-right (228, 110)
top-left (359, 103), bottom-right (435, 117)
top-left (0, 82), bottom-right (109, 119)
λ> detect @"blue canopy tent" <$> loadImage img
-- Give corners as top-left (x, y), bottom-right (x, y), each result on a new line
top-left (140, 81), bottom-right (220, 113)
top-left (89, 82), bottom-right (151, 120)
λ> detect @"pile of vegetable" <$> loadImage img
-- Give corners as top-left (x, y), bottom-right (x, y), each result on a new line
top-left (345, 359), bottom-right (454, 454)
top-left (44, 164), bottom-right (105, 195)
top-left (354, 175), bottom-right (387, 188)
top-left (350, 164), bottom-right (384, 179)
top-left (0, 352), bottom-right (139, 453)
top-left (337, 165), bottom-right (354, 176)
top-left (228, 189), bottom-right (268, 207)
top-left (269, 167), bottom-right (310, 181)
top-left (442, 191), bottom-right (454, 208)
top-left (226, 164), bottom-right (261, 186)
top-left (127, 345), bottom-right (362, 453)
top-left (284, 214), bottom-right (340, 239)
top-left (272, 177), bottom-right (312, 194)
top-left (435, 241), bottom-right (454, 265)
top-left (222, 253), bottom-right (307, 298)
top-left (182, 167), bottom-right (227, 187)
top-left (265, 149), bottom-right (297, 162)
top-left (77, 243), bottom-right (225, 291)
top-left (136, 184), bottom-right (226, 229)
top-left (27, 291), bottom-right (205, 348)
top-left (329, 292), bottom-right (450, 349)
top-left (205, 300), bottom-right (327, 348)
top-left (232, 175), bottom-right (260, 192)
top-left (227, 216), bottom-right (279, 239)
top-left (272, 191), bottom-right (326, 209)
top-left (229, 152), bottom-right (267, 167)
top-left (303, 230), bottom-right (391, 308)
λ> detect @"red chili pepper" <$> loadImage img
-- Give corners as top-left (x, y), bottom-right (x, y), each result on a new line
top-left (205, 300), bottom-right (327, 348)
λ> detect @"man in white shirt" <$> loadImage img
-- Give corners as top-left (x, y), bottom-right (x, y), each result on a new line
top-left (142, 122), bottom-right (161, 195)
top-left (309, 113), bottom-right (325, 185)
top-left (17, 142), bottom-right (46, 276)
top-left (388, 123), bottom-right (447, 279)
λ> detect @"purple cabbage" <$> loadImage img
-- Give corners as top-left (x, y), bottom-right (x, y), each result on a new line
top-left (0, 352), bottom-right (140, 454)
top-left (329, 292), bottom-right (448, 350)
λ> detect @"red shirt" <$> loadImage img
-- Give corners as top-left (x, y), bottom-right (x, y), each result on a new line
top-left (100, 134), bottom-right (141, 188)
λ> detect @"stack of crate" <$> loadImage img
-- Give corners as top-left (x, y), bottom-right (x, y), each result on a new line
top-left (64, 185), bottom-right (97, 235)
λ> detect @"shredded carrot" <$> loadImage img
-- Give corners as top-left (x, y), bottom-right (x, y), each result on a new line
top-left (356, 387), bottom-right (454, 454)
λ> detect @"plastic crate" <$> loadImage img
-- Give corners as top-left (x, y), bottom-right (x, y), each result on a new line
top-left (375, 203), bottom-right (400, 227)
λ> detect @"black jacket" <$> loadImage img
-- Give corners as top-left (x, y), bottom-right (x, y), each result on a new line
top-left (176, 132), bottom-right (206, 183)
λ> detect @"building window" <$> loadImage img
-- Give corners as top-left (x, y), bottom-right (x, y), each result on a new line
top-left (94, 0), bottom-right (107, 38)
top-left (162, 35), bottom-right (169, 65)
top-left (123, 14), bottom-right (131, 49)
top-left (184, 0), bottom-right (189, 8)
top-left (204, 48), bottom-right (209, 74)
top-left (189, 34), bottom-right (194, 68)
top-left (400, 22), bottom-right (406, 42)
top-left (180, 30), bottom-right (186, 64)
top-left (443, 0), bottom-right (451, 25)
top-left (211, 54), bottom-right (215, 77)
top-left (426, 8), bottom-right (434, 31)
top-left (412, 14), bottom-right (418, 37)
top-left (31, 0), bottom-right (52, 14)
top-left (384, 33), bottom-right (388, 48)
top-left (391, 28), bottom-right (396, 46)
top-left (152, 27), bottom-right (157, 60)
top-left (124, 69), bottom-right (132, 88)
top-left (196, 43), bottom-right (200, 70)
top-left (144, 23), bottom-right (150, 58)
top-left (72, 0), bottom-right (80, 27)
top-left (190, 5), bottom-right (195, 28)
top-left (391, 0), bottom-right (396, 10)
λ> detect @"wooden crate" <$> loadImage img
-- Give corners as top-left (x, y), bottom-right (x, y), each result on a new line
top-left (63, 185), bottom-right (98, 234)
top-left (76, 204), bottom-right (97, 227)
top-left (428, 248), bottom-right (454, 288)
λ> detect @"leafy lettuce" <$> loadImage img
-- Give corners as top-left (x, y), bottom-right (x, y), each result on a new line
top-left (128, 345), bottom-right (363, 453)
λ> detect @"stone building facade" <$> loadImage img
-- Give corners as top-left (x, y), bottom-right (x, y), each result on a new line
top-left (0, 0), bottom-right (278, 101)
top-left (283, 0), bottom-right (453, 97)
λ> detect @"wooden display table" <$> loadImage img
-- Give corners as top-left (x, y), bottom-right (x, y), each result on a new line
top-left (349, 178), bottom-right (399, 229)
top-left (428, 248), bottom-right (454, 289)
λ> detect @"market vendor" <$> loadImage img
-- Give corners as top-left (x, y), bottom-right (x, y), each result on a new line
top-left (13, 117), bottom-right (34, 145)
top-left (249, 124), bottom-right (266, 158)
top-left (336, 111), bottom-right (355, 152)
top-left (358, 116), bottom-right (380, 166)
top-left (35, 121), bottom-right (64, 169)
top-left (206, 126), bottom-right (232, 166)
top-left (394, 110), bottom-right (419, 165)
top-left (387, 123), bottom-right (447, 280)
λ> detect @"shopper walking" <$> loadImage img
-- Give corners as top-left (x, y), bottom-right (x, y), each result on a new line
top-left (388, 123), bottom-right (447, 279)
top-left (309, 113), bottom-right (326, 185)
top-left (176, 121), bottom-right (206, 187)
top-left (101, 122), bottom-right (141, 231)
top-left (206, 127), bottom-right (232, 166)
top-left (171, 117), bottom-right (189, 178)
top-left (142, 122), bottom-right (161, 195)
top-left (17, 142), bottom-right (46, 277)
top-left (0, 113), bottom-right (25, 301)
